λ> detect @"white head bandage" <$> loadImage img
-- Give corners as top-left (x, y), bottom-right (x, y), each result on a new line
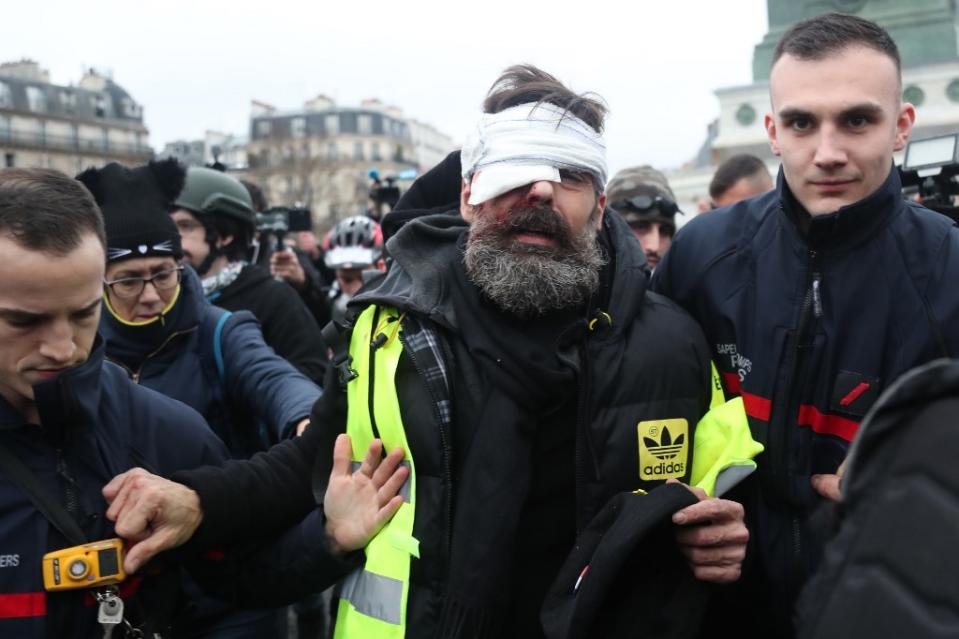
top-left (460, 102), bottom-right (607, 205)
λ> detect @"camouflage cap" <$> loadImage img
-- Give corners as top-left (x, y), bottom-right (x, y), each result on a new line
top-left (605, 165), bottom-right (679, 225)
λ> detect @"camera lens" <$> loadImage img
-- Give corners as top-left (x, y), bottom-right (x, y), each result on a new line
top-left (68, 559), bottom-right (88, 579)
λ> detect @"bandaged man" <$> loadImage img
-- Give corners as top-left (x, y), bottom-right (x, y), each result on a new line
top-left (105, 65), bottom-right (751, 639)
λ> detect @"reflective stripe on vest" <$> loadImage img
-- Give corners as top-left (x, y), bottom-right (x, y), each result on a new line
top-left (334, 306), bottom-right (418, 639)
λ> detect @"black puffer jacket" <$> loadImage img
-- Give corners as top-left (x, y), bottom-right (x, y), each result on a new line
top-left (652, 166), bottom-right (959, 635)
top-left (176, 208), bottom-right (717, 639)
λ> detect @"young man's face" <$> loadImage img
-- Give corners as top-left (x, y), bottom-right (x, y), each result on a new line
top-left (171, 209), bottom-right (209, 270)
top-left (713, 174), bottom-right (773, 209)
top-left (765, 45), bottom-right (915, 215)
top-left (104, 256), bottom-right (180, 323)
top-left (628, 219), bottom-right (674, 270)
top-left (0, 233), bottom-right (104, 413)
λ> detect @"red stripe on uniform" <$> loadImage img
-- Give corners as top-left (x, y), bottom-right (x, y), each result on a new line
top-left (721, 372), bottom-right (742, 394)
top-left (0, 592), bottom-right (46, 618)
top-left (839, 382), bottom-right (871, 406)
top-left (798, 404), bottom-right (859, 442)
top-left (742, 392), bottom-right (772, 421)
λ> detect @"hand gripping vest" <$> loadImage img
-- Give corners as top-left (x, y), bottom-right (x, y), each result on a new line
top-left (334, 306), bottom-right (418, 639)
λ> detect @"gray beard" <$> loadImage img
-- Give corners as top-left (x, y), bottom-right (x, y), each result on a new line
top-left (463, 211), bottom-right (606, 318)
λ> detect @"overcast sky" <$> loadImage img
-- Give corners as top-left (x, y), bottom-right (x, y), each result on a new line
top-left (3, 0), bottom-right (768, 175)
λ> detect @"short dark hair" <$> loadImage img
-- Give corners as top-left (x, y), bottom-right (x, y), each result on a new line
top-left (773, 12), bottom-right (901, 78)
top-left (0, 168), bottom-right (106, 255)
top-left (483, 64), bottom-right (608, 134)
top-left (240, 179), bottom-right (268, 213)
top-left (208, 215), bottom-right (253, 260)
top-left (709, 154), bottom-right (772, 201)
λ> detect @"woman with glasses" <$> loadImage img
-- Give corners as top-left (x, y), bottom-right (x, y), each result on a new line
top-left (79, 159), bottom-right (322, 639)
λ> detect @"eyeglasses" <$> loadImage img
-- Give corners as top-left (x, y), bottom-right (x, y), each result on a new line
top-left (104, 267), bottom-right (183, 299)
top-left (612, 194), bottom-right (680, 217)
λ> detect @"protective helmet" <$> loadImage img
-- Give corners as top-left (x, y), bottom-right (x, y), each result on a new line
top-left (324, 216), bottom-right (384, 269)
top-left (174, 167), bottom-right (255, 228)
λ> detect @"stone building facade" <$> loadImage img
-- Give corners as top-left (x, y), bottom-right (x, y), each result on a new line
top-left (0, 60), bottom-right (151, 175)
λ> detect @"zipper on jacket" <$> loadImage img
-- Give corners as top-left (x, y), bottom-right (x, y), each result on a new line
top-left (774, 249), bottom-right (821, 605)
top-left (400, 328), bottom-right (454, 558)
top-left (367, 307), bottom-right (383, 442)
top-left (574, 338), bottom-right (600, 533)
top-left (106, 328), bottom-right (196, 384)
top-left (55, 449), bottom-right (81, 524)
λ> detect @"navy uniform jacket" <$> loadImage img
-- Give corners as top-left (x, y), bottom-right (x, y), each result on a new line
top-left (0, 338), bottom-right (229, 637)
top-left (652, 166), bottom-right (959, 634)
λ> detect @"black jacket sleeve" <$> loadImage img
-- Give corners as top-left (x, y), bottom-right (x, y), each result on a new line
top-left (171, 424), bottom-right (320, 547)
top-left (188, 509), bottom-right (362, 608)
top-left (170, 369), bottom-right (346, 548)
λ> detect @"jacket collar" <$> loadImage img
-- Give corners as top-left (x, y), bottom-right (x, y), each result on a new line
top-left (778, 164), bottom-right (903, 252)
top-left (0, 336), bottom-right (106, 433)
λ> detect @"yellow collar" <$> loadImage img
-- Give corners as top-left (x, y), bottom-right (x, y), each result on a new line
top-left (103, 285), bottom-right (181, 327)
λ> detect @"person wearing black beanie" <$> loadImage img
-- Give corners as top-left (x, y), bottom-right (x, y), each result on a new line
top-left (79, 158), bottom-right (323, 639)
top-left (78, 159), bottom-right (187, 326)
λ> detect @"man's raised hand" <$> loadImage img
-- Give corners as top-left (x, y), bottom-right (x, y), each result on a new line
top-left (323, 434), bottom-right (408, 554)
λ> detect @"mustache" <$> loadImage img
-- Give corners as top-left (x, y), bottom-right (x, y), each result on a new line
top-left (472, 205), bottom-right (576, 250)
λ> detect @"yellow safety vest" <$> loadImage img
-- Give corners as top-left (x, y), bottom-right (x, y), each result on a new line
top-left (332, 309), bottom-right (761, 637)
top-left (690, 364), bottom-right (764, 497)
top-left (334, 306), bottom-right (418, 639)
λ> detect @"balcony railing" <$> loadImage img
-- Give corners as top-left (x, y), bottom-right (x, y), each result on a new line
top-left (0, 129), bottom-right (152, 158)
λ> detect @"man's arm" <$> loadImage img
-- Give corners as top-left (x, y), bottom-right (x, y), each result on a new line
top-left (104, 434), bottom-right (408, 574)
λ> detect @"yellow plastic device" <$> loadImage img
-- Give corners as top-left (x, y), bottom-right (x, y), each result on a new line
top-left (42, 538), bottom-right (126, 591)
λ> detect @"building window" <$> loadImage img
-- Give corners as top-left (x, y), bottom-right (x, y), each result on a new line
top-left (26, 86), bottom-right (47, 112)
top-left (121, 97), bottom-right (141, 118)
top-left (60, 90), bottom-right (77, 113)
top-left (325, 114), bottom-right (339, 136)
top-left (291, 117), bottom-right (306, 139)
top-left (354, 142), bottom-right (364, 161)
top-left (0, 82), bottom-right (11, 108)
top-left (327, 143), bottom-right (338, 161)
top-left (358, 114), bottom-right (372, 135)
top-left (371, 142), bottom-right (381, 161)
top-left (94, 94), bottom-right (107, 118)
top-left (4, 153), bottom-right (13, 168)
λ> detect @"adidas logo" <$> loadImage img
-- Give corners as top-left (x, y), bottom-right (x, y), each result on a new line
top-left (643, 427), bottom-right (685, 460)
top-left (637, 418), bottom-right (689, 481)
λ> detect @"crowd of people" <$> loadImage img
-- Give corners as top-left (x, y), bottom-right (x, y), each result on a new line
top-left (0, 11), bottom-right (957, 639)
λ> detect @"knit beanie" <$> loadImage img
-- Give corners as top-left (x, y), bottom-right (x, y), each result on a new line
top-left (76, 158), bottom-right (185, 262)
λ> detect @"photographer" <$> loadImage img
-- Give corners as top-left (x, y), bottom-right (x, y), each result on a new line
top-left (170, 168), bottom-right (327, 384)
top-left (261, 207), bottom-right (334, 327)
